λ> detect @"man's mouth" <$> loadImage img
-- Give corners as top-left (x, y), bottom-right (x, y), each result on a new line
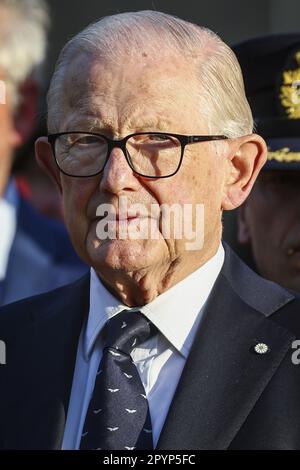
top-left (102, 213), bottom-right (147, 222)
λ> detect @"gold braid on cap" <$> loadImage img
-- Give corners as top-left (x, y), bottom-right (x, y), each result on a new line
top-left (268, 147), bottom-right (300, 162)
top-left (279, 51), bottom-right (300, 119)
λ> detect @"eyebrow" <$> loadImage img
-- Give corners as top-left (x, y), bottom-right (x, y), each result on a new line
top-left (64, 116), bottom-right (172, 134)
top-left (63, 117), bottom-right (111, 134)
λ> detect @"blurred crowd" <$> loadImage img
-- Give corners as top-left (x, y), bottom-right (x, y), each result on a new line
top-left (0, 0), bottom-right (87, 306)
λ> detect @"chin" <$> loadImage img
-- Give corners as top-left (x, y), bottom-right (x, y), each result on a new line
top-left (86, 236), bottom-right (164, 273)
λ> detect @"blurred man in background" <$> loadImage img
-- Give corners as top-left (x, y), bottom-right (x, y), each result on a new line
top-left (235, 34), bottom-right (300, 292)
top-left (0, 0), bottom-right (87, 306)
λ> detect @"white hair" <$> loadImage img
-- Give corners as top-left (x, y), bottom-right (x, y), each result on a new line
top-left (0, 0), bottom-right (50, 108)
top-left (47, 10), bottom-right (253, 139)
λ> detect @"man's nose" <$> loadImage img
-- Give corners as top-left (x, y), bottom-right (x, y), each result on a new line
top-left (99, 147), bottom-right (140, 194)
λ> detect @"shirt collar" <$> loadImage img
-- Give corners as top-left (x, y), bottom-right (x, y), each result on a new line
top-left (84, 243), bottom-right (225, 360)
top-left (83, 269), bottom-right (132, 359)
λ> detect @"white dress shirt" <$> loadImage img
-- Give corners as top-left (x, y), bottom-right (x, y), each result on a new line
top-left (62, 243), bottom-right (225, 449)
top-left (0, 181), bottom-right (18, 281)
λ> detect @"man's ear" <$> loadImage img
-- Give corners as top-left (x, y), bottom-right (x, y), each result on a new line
top-left (35, 136), bottom-right (62, 194)
top-left (237, 204), bottom-right (252, 245)
top-left (14, 79), bottom-right (39, 146)
top-left (221, 134), bottom-right (267, 210)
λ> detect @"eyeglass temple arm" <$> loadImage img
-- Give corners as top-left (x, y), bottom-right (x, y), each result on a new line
top-left (187, 135), bottom-right (228, 144)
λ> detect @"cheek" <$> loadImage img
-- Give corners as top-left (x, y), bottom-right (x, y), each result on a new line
top-left (145, 165), bottom-right (223, 216)
top-left (61, 178), bottom-right (96, 232)
top-left (146, 181), bottom-right (192, 210)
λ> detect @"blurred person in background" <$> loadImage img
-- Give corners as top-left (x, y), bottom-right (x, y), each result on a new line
top-left (0, 0), bottom-right (87, 306)
top-left (13, 126), bottom-right (65, 220)
top-left (13, 126), bottom-right (64, 220)
top-left (235, 34), bottom-right (300, 292)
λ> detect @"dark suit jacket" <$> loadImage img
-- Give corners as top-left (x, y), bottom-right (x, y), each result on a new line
top-left (0, 197), bottom-right (88, 306)
top-left (0, 243), bottom-right (300, 450)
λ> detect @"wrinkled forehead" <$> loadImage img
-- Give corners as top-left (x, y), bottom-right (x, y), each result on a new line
top-left (59, 51), bottom-right (203, 132)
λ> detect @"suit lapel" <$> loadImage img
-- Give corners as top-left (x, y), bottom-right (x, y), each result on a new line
top-left (1, 274), bottom-right (90, 449)
top-left (157, 245), bottom-right (296, 450)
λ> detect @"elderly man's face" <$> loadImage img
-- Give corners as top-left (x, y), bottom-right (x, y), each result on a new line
top-left (37, 52), bottom-right (266, 304)
top-left (238, 170), bottom-right (300, 291)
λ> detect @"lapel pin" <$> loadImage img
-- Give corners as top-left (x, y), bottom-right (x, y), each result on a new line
top-left (254, 343), bottom-right (269, 355)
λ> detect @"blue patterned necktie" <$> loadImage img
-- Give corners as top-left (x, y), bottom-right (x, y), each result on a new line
top-left (80, 310), bottom-right (157, 450)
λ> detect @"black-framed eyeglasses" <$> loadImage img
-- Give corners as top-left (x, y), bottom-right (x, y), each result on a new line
top-left (47, 131), bottom-right (228, 179)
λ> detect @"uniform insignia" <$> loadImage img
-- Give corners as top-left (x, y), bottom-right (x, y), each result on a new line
top-left (279, 49), bottom-right (300, 118)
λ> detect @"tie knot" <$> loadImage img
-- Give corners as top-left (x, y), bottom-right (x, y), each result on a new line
top-left (104, 310), bottom-right (156, 355)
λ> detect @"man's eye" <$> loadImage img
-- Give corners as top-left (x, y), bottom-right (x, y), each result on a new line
top-left (72, 136), bottom-right (100, 146)
top-left (148, 134), bottom-right (171, 142)
top-left (132, 134), bottom-right (171, 143)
